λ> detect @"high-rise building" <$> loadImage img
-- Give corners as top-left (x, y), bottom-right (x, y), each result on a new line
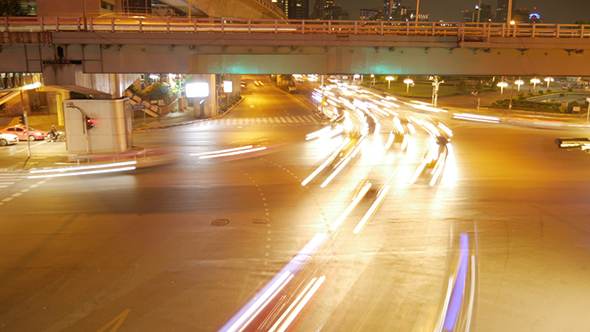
top-left (360, 9), bottom-right (378, 21)
top-left (325, 5), bottom-right (348, 20)
top-left (462, 4), bottom-right (492, 23)
top-left (495, 0), bottom-right (516, 22)
top-left (282, 0), bottom-right (308, 19)
top-left (311, 0), bottom-right (334, 19)
top-left (382, 0), bottom-right (402, 21)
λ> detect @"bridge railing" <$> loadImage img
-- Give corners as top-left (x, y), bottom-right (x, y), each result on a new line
top-left (1, 17), bottom-right (589, 40)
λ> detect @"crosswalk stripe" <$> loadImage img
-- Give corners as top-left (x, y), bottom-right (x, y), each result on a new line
top-left (194, 115), bottom-right (323, 127)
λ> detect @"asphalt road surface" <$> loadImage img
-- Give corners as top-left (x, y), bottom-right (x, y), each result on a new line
top-left (0, 77), bottom-right (589, 332)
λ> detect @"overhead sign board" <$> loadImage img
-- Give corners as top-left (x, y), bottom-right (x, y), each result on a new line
top-left (223, 81), bottom-right (233, 93)
top-left (131, 104), bottom-right (146, 110)
top-left (186, 82), bottom-right (209, 98)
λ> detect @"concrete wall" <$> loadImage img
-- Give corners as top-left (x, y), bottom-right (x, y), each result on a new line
top-left (64, 98), bottom-right (132, 155)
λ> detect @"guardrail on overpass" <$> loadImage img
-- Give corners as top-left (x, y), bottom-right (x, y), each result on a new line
top-left (1, 17), bottom-right (590, 41)
top-left (1, 17), bottom-right (590, 76)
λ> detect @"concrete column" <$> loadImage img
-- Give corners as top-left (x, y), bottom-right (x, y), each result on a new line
top-left (191, 74), bottom-right (217, 118)
top-left (45, 91), bottom-right (66, 126)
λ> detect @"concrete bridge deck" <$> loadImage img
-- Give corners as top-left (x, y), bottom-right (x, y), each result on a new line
top-left (1, 18), bottom-right (590, 76)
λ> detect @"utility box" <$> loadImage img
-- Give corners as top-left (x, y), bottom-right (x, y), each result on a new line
top-left (63, 98), bottom-right (133, 157)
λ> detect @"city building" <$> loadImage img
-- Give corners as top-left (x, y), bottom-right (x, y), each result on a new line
top-left (311, 0), bottom-right (333, 19)
top-left (495, 0), bottom-right (516, 22)
top-left (360, 9), bottom-right (379, 21)
top-left (279, 0), bottom-right (309, 19)
top-left (382, 0), bottom-right (402, 21)
top-left (462, 3), bottom-right (492, 23)
top-left (325, 5), bottom-right (348, 20)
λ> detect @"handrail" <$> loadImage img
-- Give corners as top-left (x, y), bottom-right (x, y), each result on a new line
top-left (0, 17), bottom-right (588, 40)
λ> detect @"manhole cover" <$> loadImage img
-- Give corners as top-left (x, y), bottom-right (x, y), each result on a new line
top-left (253, 218), bottom-right (270, 224)
top-left (211, 219), bottom-right (229, 226)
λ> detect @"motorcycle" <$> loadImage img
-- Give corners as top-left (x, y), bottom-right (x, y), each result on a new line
top-left (45, 131), bottom-right (66, 142)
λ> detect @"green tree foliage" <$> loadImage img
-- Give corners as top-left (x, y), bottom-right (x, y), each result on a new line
top-left (141, 82), bottom-right (171, 101)
top-left (0, 0), bottom-right (24, 16)
top-left (457, 81), bottom-right (468, 93)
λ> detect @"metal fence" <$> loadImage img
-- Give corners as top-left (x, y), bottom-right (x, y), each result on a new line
top-left (1, 17), bottom-right (589, 41)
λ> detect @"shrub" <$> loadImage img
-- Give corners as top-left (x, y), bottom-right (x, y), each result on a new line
top-left (568, 87), bottom-right (573, 92)
top-left (567, 101), bottom-right (580, 113)
top-left (142, 82), bottom-right (171, 101)
top-left (457, 81), bottom-right (468, 93)
top-left (546, 88), bottom-right (552, 93)
top-left (517, 93), bottom-right (525, 100)
top-left (538, 90), bottom-right (544, 95)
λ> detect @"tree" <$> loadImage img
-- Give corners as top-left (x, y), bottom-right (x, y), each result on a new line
top-left (0, 0), bottom-right (24, 16)
top-left (457, 81), bottom-right (468, 93)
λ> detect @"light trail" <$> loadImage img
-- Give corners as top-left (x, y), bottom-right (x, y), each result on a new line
top-left (274, 276), bottom-right (326, 332)
top-left (320, 156), bottom-right (352, 188)
top-left (453, 113), bottom-right (500, 123)
top-left (301, 138), bottom-right (351, 186)
top-left (198, 146), bottom-right (266, 159)
top-left (268, 278), bottom-right (317, 332)
top-left (189, 145), bottom-right (253, 156)
top-left (330, 182), bottom-right (372, 231)
top-left (27, 166), bottom-right (136, 179)
top-left (437, 123), bottom-right (454, 137)
top-left (219, 233), bottom-right (328, 332)
top-left (220, 271), bottom-right (293, 332)
top-left (28, 160), bottom-right (137, 173)
top-left (353, 184), bottom-right (391, 234)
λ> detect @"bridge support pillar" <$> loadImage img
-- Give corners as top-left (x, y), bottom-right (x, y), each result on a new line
top-left (189, 74), bottom-right (217, 118)
top-left (64, 98), bottom-right (133, 158)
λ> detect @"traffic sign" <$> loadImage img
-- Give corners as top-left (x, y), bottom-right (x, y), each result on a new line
top-left (132, 104), bottom-right (147, 110)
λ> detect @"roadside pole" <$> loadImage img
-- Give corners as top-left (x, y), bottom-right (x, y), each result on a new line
top-left (24, 111), bottom-right (31, 158)
top-left (586, 97), bottom-right (590, 125)
top-left (508, 76), bottom-right (515, 116)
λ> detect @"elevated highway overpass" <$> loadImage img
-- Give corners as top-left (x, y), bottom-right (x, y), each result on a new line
top-left (1, 18), bottom-right (589, 77)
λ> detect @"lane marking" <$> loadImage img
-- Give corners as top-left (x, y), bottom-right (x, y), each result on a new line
top-left (97, 309), bottom-right (130, 332)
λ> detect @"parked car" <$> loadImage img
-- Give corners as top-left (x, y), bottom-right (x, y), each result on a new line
top-left (0, 125), bottom-right (47, 141)
top-left (0, 133), bottom-right (19, 146)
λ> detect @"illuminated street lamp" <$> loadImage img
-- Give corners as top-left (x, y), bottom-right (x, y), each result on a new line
top-left (403, 78), bottom-right (414, 94)
top-left (515, 78), bottom-right (524, 91)
top-left (497, 81), bottom-right (508, 94)
top-left (530, 78), bottom-right (541, 91)
top-left (430, 76), bottom-right (444, 108)
top-left (385, 76), bottom-right (394, 89)
top-left (544, 77), bottom-right (554, 89)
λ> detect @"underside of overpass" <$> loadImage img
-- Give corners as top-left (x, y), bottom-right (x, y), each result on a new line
top-left (2, 31), bottom-right (589, 77)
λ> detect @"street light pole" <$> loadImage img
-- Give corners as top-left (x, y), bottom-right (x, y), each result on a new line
top-left (415, 0), bottom-right (420, 22)
top-left (508, 76), bottom-right (515, 116)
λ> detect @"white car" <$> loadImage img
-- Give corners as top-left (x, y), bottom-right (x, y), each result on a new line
top-left (0, 133), bottom-right (19, 146)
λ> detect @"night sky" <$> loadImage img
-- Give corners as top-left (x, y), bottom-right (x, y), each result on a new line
top-left (332, 0), bottom-right (589, 23)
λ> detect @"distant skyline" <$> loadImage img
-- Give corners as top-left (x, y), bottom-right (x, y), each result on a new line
top-left (333, 0), bottom-right (588, 23)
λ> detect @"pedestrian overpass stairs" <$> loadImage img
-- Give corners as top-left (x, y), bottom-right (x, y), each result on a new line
top-left (124, 90), bottom-right (160, 118)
